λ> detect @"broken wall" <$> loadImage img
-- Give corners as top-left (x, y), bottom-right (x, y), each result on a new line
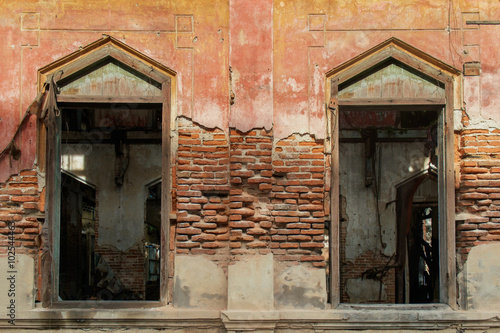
top-left (1, 0), bottom-right (500, 331)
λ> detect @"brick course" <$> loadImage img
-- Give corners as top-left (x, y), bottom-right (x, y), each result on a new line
top-left (456, 129), bottom-right (500, 266)
top-left (174, 119), bottom-right (327, 267)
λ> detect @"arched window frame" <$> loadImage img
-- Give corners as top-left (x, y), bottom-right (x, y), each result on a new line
top-left (38, 36), bottom-right (176, 307)
top-left (326, 38), bottom-right (460, 308)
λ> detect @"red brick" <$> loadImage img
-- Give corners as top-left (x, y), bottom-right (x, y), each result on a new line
top-left (300, 255), bottom-right (324, 261)
top-left (0, 215), bottom-right (23, 222)
top-left (230, 234), bottom-right (254, 242)
top-left (460, 193), bottom-right (488, 200)
top-left (247, 241), bottom-right (267, 248)
top-left (301, 180), bottom-right (324, 186)
top-left (229, 221), bottom-right (255, 228)
top-left (300, 242), bottom-right (324, 248)
top-left (313, 262), bottom-right (326, 268)
top-left (205, 215), bottom-right (228, 223)
top-left (177, 227), bottom-right (202, 235)
top-left (478, 223), bottom-right (500, 230)
top-left (275, 216), bottom-right (299, 223)
top-left (286, 186), bottom-right (310, 193)
top-left (245, 137), bottom-right (271, 143)
top-left (230, 208), bottom-right (255, 215)
top-left (247, 228), bottom-right (267, 235)
top-left (231, 170), bottom-right (255, 178)
top-left (456, 223), bottom-right (477, 231)
top-left (287, 223), bottom-right (311, 229)
top-left (274, 193), bottom-right (299, 199)
top-left (259, 183), bottom-right (273, 191)
top-left (461, 230), bottom-right (488, 237)
top-left (247, 177), bottom-right (272, 184)
top-left (217, 233), bottom-right (230, 241)
top-left (23, 202), bottom-right (38, 210)
top-left (177, 203), bottom-right (202, 210)
top-left (299, 154), bottom-right (323, 159)
top-left (176, 242), bottom-right (200, 248)
top-left (288, 235), bottom-right (311, 242)
top-left (478, 147), bottom-right (500, 154)
top-left (280, 243), bottom-right (299, 249)
top-left (299, 204), bottom-right (323, 211)
top-left (11, 196), bottom-right (38, 203)
top-left (191, 249), bottom-right (217, 255)
top-left (192, 234), bottom-right (216, 242)
top-left (478, 234), bottom-right (500, 241)
top-left (301, 229), bottom-right (324, 235)
top-left (192, 222), bottom-right (217, 229)
top-left (203, 140), bottom-right (227, 146)
top-left (192, 146), bottom-right (219, 152)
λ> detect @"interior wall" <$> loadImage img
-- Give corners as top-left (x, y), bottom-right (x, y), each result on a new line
top-left (61, 144), bottom-right (161, 250)
top-left (339, 141), bottom-right (431, 303)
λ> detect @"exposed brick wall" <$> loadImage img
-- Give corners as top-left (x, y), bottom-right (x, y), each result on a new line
top-left (229, 128), bottom-right (273, 255)
top-left (93, 194), bottom-right (145, 298)
top-left (0, 170), bottom-right (41, 255)
top-left (173, 119), bottom-right (327, 268)
top-left (175, 117), bottom-right (231, 257)
top-left (0, 170), bottom-right (42, 300)
top-left (271, 134), bottom-right (326, 266)
top-left (456, 129), bottom-right (500, 265)
top-left (95, 245), bottom-right (145, 298)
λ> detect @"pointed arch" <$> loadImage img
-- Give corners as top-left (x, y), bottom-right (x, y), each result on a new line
top-left (39, 36), bottom-right (174, 306)
top-left (327, 38), bottom-right (458, 308)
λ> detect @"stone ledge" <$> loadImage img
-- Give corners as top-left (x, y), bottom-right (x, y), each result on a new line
top-left (3, 308), bottom-right (500, 330)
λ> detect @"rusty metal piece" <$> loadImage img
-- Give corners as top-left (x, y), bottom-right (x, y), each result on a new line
top-left (328, 97), bottom-right (337, 110)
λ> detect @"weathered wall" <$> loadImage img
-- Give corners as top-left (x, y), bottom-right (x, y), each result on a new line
top-left (1, 0), bottom-right (500, 331)
top-left (340, 142), bottom-right (431, 303)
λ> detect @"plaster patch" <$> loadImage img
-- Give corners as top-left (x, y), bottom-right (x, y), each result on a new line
top-left (228, 253), bottom-right (273, 310)
top-left (173, 255), bottom-right (227, 309)
top-left (275, 264), bottom-right (327, 309)
top-left (0, 254), bottom-right (34, 311)
top-left (465, 243), bottom-right (500, 309)
top-left (283, 77), bottom-right (305, 93)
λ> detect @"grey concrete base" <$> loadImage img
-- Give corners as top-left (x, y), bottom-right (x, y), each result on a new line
top-left (228, 253), bottom-right (274, 311)
top-left (173, 255), bottom-right (227, 309)
top-left (222, 311), bottom-right (279, 333)
top-left (0, 254), bottom-right (35, 320)
top-left (464, 243), bottom-right (500, 310)
top-left (275, 263), bottom-right (327, 309)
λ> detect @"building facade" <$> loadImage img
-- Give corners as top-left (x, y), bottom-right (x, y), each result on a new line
top-left (1, 0), bottom-right (500, 331)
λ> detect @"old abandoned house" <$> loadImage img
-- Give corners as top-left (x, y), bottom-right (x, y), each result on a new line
top-left (1, 0), bottom-right (500, 331)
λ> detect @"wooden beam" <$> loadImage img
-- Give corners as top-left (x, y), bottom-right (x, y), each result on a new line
top-left (330, 77), bottom-right (340, 308)
top-left (338, 98), bottom-right (445, 106)
top-left (57, 94), bottom-right (164, 104)
top-left (160, 81), bottom-right (171, 305)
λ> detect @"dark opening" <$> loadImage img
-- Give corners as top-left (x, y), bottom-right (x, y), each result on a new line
top-left (338, 108), bottom-right (440, 304)
top-left (59, 105), bottom-right (162, 301)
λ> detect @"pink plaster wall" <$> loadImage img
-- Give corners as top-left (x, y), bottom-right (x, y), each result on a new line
top-left (229, 0), bottom-right (273, 132)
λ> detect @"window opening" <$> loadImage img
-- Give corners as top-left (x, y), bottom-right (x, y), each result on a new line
top-left (59, 104), bottom-right (162, 301)
top-left (338, 108), bottom-right (440, 304)
top-left (145, 181), bottom-right (161, 300)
